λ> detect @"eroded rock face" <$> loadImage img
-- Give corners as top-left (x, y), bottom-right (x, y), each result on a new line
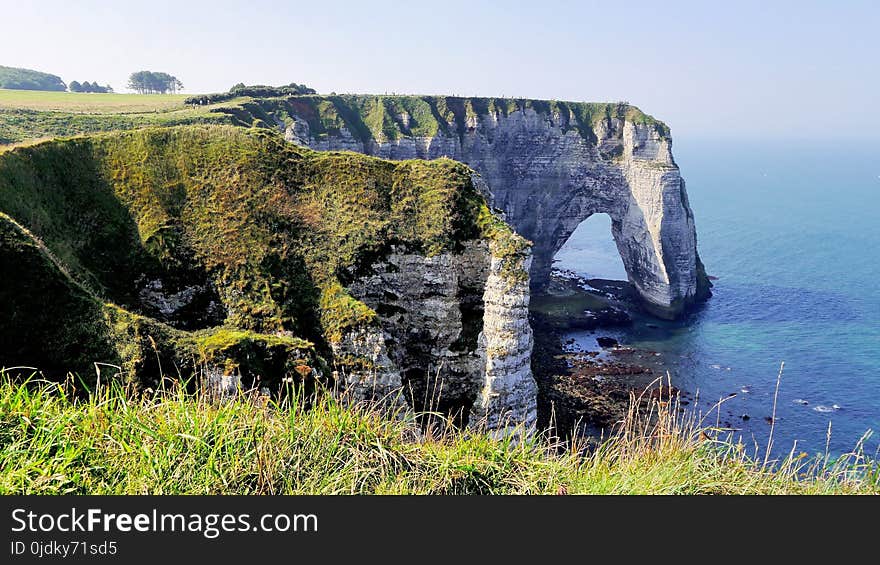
top-left (337, 241), bottom-right (536, 431)
top-left (286, 105), bottom-right (708, 319)
top-left (0, 126), bottom-right (539, 433)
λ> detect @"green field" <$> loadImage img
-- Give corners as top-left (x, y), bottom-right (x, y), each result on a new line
top-left (0, 89), bottom-right (254, 146)
top-left (0, 89), bottom-right (190, 113)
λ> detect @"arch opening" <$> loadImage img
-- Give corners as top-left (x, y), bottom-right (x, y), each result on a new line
top-left (552, 213), bottom-right (627, 283)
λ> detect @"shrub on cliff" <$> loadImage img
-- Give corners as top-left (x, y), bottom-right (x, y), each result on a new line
top-left (185, 82), bottom-right (316, 105)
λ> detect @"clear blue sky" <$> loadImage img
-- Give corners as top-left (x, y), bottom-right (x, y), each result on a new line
top-left (2, 0), bottom-right (877, 139)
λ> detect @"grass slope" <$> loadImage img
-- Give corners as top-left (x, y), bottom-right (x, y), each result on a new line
top-left (0, 90), bottom-right (237, 146)
top-left (0, 377), bottom-right (875, 494)
top-left (0, 125), bottom-right (524, 388)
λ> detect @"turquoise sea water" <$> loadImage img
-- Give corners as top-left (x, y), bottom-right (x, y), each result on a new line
top-left (555, 139), bottom-right (880, 457)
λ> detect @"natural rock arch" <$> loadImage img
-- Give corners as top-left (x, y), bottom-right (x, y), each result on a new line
top-left (483, 117), bottom-right (708, 318)
top-left (282, 99), bottom-right (710, 318)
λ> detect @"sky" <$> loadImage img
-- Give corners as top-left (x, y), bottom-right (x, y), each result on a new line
top-left (1, 0), bottom-right (878, 139)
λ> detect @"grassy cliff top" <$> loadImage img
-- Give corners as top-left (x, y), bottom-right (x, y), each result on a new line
top-left (0, 125), bottom-right (525, 385)
top-left (264, 94), bottom-right (669, 142)
top-left (0, 89), bottom-right (670, 147)
top-left (0, 89), bottom-right (238, 146)
top-left (0, 89), bottom-right (191, 113)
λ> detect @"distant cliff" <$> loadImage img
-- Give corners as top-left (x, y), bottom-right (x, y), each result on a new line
top-left (217, 95), bottom-right (710, 318)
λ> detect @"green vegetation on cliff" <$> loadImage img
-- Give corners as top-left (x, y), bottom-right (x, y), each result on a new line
top-left (238, 95), bottom-right (670, 143)
top-left (0, 90), bottom-right (232, 146)
top-left (0, 89), bottom-right (670, 147)
top-left (0, 125), bottom-right (522, 388)
top-left (0, 377), bottom-right (875, 494)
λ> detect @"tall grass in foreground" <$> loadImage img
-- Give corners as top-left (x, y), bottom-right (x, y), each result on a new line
top-left (0, 374), bottom-right (876, 494)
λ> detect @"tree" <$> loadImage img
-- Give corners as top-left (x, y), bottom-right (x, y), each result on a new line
top-left (0, 65), bottom-right (66, 91)
top-left (68, 80), bottom-right (113, 93)
top-left (127, 71), bottom-right (183, 94)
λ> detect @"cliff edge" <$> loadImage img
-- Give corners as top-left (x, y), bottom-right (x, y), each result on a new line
top-left (0, 126), bottom-right (536, 431)
top-left (226, 95), bottom-right (710, 318)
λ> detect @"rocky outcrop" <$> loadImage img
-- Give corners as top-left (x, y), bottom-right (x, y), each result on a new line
top-left (277, 96), bottom-right (709, 318)
top-left (0, 126), bottom-right (537, 433)
top-left (471, 245), bottom-right (536, 431)
top-left (340, 240), bottom-right (536, 430)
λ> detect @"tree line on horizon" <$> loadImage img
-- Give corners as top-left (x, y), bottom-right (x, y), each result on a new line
top-left (0, 65), bottom-right (66, 91)
top-left (185, 82), bottom-right (316, 105)
top-left (127, 71), bottom-right (183, 94)
top-left (68, 81), bottom-right (113, 93)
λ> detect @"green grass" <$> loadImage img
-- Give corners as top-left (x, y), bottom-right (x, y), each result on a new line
top-left (0, 90), bottom-right (242, 145)
top-left (0, 376), bottom-right (875, 494)
top-left (0, 89), bottom-right (190, 113)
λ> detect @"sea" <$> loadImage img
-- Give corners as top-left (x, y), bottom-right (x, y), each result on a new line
top-left (554, 138), bottom-right (880, 458)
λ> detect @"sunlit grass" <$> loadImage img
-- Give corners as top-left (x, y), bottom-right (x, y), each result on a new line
top-left (0, 89), bottom-right (190, 114)
top-left (0, 373), bottom-right (875, 495)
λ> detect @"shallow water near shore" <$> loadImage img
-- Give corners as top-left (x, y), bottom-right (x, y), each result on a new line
top-left (554, 139), bottom-right (880, 458)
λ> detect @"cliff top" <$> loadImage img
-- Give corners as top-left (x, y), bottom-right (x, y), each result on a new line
top-left (228, 94), bottom-right (670, 143)
top-left (0, 89), bottom-right (670, 147)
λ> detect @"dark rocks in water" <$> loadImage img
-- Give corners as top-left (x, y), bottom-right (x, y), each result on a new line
top-left (533, 274), bottom-right (632, 331)
top-left (565, 307), bottom-right (631, 331)
top-left (596, 337), bottom-right (619, 348)
top-left (586, 278), bottom-right (632, 297)
top-left (595, 307), bottom-right (631, 326)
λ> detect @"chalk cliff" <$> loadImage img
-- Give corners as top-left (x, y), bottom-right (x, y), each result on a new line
top-left (240, 95), bottom-right (709, 318)
top-left (0, 126), bottom-right (536, 432)
top-left (0, 94), bottom-right (709, 434)
top-left (342, 239), bottom-right (535, 430)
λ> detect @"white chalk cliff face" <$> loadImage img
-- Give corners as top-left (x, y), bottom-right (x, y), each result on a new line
top-left (285, 102), bottom-right (709, 319)
top-left (336, 240), bottom-right (536, 432)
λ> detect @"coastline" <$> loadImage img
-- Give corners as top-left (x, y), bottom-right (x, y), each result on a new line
top-left (530, 270), bottom-right (695, 438)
